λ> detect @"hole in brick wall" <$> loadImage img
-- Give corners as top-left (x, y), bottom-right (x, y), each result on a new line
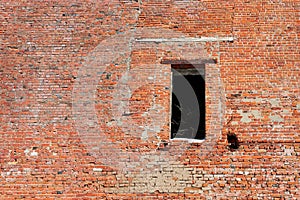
top-left (227, 132), bottom-right (240, 150)
top-left (171, 64), bottom-right (205, 140)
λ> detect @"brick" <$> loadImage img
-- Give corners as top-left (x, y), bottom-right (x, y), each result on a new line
top-left (0, 0), bottom-right (299, 199)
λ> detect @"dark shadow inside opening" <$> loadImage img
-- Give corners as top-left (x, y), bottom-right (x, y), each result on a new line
top-left (171, 64), bottom-right (205, 140)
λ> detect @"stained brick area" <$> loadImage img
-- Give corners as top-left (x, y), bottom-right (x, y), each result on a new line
top-left (0, 0), bottom-right (299, 199)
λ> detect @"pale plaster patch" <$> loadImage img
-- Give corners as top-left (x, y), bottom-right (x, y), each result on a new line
top-left (242, 98), bottom-right (263, 103)
top-left (237, 110), bottom-right (263, 123)
top-left (25, 148), bottom-right (38, 157)
top-left (141, 129), bottom-right (148, 141)
top-left (237, 110), bottom-right (251, 123)
top-left (30, 151), bottom-right (38, 156)
top-left (251, 110), bottom-right (263, 119)
top-left (231, 121), bottom-right (238, 125)
top-left (282, 109), bottom-right (291, 116)
top-left (7, 161), bottom-right (17, 165)
top-left (284, 148), bottom-right (294, 156)
top-left (24, 149), bottom-right (30, 155)
top-left (93, 168), bottom-right (103, 172)
top-left (269, 98), bottom-right (280, 107)
top-left (269, 114), bottom-right (284, 122)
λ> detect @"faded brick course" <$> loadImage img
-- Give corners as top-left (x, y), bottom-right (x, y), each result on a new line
top-left (0, 0), bottom-right (299, 199)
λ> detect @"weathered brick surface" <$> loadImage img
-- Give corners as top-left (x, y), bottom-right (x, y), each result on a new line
top-left (0, 0), bottom-right (299, 199)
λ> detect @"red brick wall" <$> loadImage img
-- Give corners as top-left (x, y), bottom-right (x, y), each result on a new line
top-left (0, 0), bottom-right (299, 199)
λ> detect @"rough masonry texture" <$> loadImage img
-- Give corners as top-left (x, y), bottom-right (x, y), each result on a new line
top-left (0, 0), bottom-right (299, 199)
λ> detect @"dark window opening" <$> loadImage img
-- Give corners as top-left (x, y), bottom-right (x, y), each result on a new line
top-left (171, 64), bottom-right (205, 140)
